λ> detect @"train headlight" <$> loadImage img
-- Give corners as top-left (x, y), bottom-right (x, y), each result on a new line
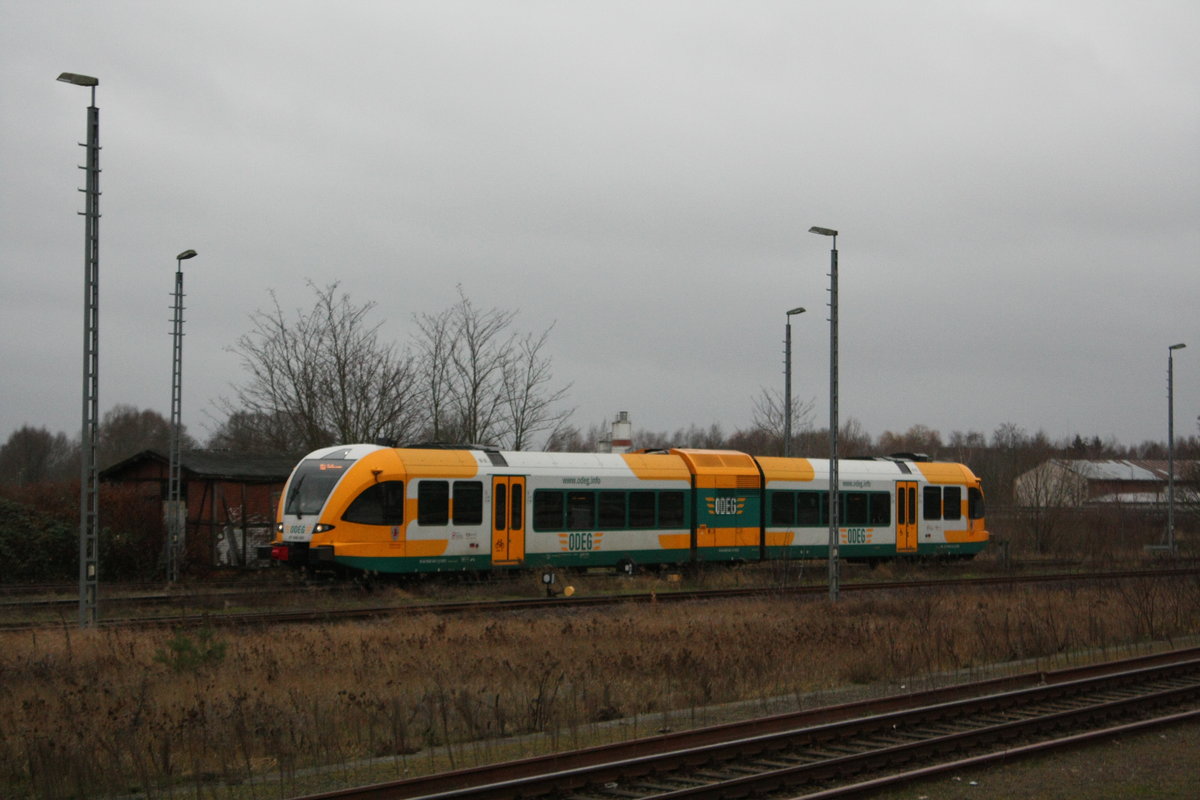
top-left (313, 524), bottom-right (336, 534)
top-left (275, 522), bottom-right (284, 534)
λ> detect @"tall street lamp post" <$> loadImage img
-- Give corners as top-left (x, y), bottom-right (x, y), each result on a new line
top-left (783, 307), bottom-right (806, 457)
top-left (1168, 343), bottom-right (1186, 554)
top-left (58, 71), bottom-right (101, 627)
top-left (809, 226), bottom-right (839, 602)
top-left (167, 249), bottom-right (198, 582)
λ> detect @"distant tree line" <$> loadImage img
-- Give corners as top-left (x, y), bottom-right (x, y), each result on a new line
top-left (2, 281), bottom-right (1198, 510)
top-left (3, 280), bottom-right (1196, 582)
top-left (545, 418), bottom-right (1199, 508)
top-left (0, 405), bottom-right (198, 486)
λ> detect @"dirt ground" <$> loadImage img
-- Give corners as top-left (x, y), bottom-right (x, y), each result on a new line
top-left (861, 720), bottom-right (1200, 800)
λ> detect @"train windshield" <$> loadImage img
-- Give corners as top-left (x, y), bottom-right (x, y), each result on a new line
top-left (284, 456), bottom-right (356, 517)
top-left (968, 486), bottom-right (986, 520)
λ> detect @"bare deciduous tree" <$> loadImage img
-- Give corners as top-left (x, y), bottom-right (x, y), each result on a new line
top-left (0, 425), bottom-right (77, 485)
top-left (414, 288), bottom-right (572, 449)
top-left (545, 421), bottom-right (607, 452)
top-left (205, 410), bottom-right (301, 456)
top-left (750, 386), bottom-right (817, 456)
top-left (503, 326), bottom-right (574, 450)
top-left (878, 424), bottom-right (944, 457)
top-left (98, 405), bottom-right (194, 469)
top-left (413, 305), bottom-right (457, 442)
top-left (446, 293), bottom-right (515, 445)
top-left (223, 282), bottom-right (421, 452)
top-left (947, 429), bottom-right (988, 465)
top-left (1012, 458), bottom-right (1084, 553)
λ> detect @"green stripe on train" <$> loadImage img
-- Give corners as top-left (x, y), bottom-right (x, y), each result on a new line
top-left (336, 540), bottom-right (986, 573)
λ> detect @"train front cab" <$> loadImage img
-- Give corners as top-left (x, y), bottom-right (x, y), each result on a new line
top-left (264, 444), bottom-right (370, 570)
top-left (911, 461), bottom-right (988, 558)
top-left (267, 446), bottom-right (505, 575)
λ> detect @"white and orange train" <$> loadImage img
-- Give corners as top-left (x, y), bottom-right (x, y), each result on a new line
top-left (263, 444), bottom-right (988, 576)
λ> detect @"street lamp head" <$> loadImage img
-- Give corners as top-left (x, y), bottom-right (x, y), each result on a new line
top-left (787, 307), bottom-right (806, 316)
top-left (176, 249), bottom-right (198, 261)
top-left (1169, 343), bottom-right (1186, 351)
top-left (809, 226), bottom-right (838, 237)
top-left (57, 72), bottom-right (98, 87)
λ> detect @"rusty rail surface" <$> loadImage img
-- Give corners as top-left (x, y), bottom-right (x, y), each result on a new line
top-left (289, 647), bottom-right (1200, 800)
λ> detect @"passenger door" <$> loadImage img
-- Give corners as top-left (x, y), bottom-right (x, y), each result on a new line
top-left (491, 476), bottom-right (526, 565)
top-left (896, 481), bottom-right (918, 553)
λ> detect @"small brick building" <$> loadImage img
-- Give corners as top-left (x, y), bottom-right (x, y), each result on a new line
top-left (100, 449), bottom-right (296, 568)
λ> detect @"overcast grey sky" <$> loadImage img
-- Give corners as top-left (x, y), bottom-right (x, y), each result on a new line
top-left (2, 0), bottom-right (1197, 452)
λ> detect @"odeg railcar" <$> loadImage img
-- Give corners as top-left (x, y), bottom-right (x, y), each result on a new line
top-left (261, 444), bottom-right (987, 576)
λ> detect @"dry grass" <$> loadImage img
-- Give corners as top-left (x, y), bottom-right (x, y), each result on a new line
top-left (3, 571), bottom-right (1199, 799)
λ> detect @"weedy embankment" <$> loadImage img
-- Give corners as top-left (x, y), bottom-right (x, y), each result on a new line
top-left (2, 572), bottom-right (1199, 799)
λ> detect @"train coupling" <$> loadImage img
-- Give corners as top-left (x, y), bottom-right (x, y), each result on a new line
top-left (257, 543), bottom-right (336, 565)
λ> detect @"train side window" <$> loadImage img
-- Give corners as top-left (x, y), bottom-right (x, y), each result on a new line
top-left (629, 491), bottom-right (656, 528)
top-left (453, 481), bottom-right (483, 525)
top-left (598, 492), bottom-right (626, 528)
top-left (494, 484), bottom-right (507, 530)
top-left (533, 490), bottom-right (563, 531)
top-left (659, 491), bottom-right (685, 527)
top-left (843, 492), bottom-right (868, 526)
top-left (797, 492), bottom-right (823, 526)
top-left (968, 487), bottom-right (986, 519)
top-left (342, 480), bottom-right (405, 525)
top-left (869, 491), bottom-right (890, 525)
top-left (943, 486), bottom-right (962, 520)
top-left (567, 492), bottom-right (595, 530)
top-left (418, 481), bottom-right (449, 526)
top-left (923, 486), bottom-right (942, 520)
top-left (510, 484), bottom-right (523, 530)
top-left (771, 491), bottom-right (795, 526)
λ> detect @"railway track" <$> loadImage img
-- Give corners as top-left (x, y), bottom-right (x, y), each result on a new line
top-left (0, 581), bottom-right (350, 610)
top-left (291, 647), bottom-right (1200, 800)
top-left (1, 566), bottom-right (1197, 632)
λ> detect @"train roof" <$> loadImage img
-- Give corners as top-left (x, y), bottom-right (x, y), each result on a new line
top-left (293, 444), bottom-right (978, 485)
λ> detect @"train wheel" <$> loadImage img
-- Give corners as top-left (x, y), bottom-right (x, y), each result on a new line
top-left (616, 558), bottom-right (637, 577)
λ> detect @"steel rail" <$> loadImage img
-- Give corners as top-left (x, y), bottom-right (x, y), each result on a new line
top-left (614, 674), bottom-right (1200, 799)
top-left (3, 567), bottom-right (1197, 632)
top-left (286, 647), bottom-right (1200, 800)
top-left (0, 582), bottom-right (351, 610)
top-left (790, 707), bottom-right (1200, 799)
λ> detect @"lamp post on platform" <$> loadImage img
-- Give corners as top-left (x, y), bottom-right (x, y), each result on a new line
top-left (167, 249), bottom-right (197, 582)
top-left (1167, 343), bottom-right (1186, 555)
top-left (783, 307), bottom-right (806, 457)
top-left (58, 71), bottom-right (101, 627)
top-left (809, 225), bottom-right (839, 602)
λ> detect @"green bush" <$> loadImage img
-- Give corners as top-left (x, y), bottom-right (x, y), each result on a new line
top-left (0, 497), bottom-right (77, 582)
top-left (154, 627), bottom-right (228, 673)
top-left (0, 483), bottom-right (168, 582)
